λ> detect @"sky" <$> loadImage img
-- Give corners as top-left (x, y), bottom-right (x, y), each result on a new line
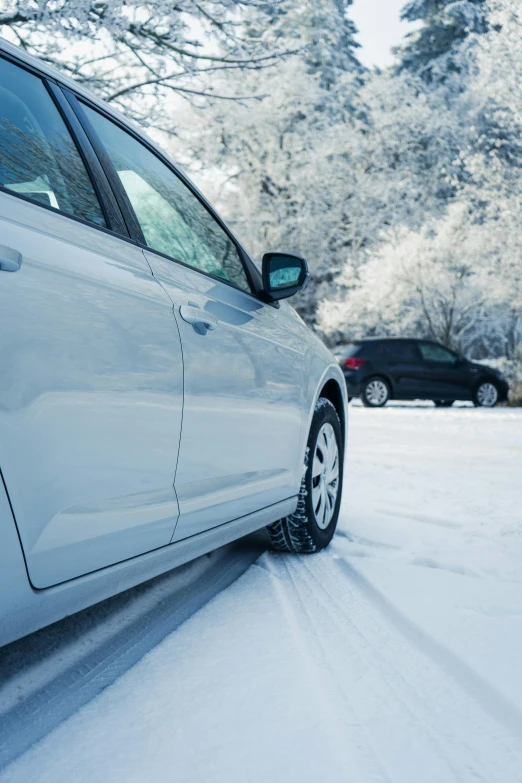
top-left (351, 0), bottom-right (421, 69)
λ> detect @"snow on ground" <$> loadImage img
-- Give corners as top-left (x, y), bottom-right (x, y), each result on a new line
top-left (2, 404), bottom-right (522, 783)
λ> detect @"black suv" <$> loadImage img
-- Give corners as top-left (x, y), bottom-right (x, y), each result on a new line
top-left (338, 339), bottom-right (509, 408)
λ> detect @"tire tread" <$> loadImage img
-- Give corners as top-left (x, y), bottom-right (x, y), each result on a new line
top-left (267, 398), bottom-right (341, 554)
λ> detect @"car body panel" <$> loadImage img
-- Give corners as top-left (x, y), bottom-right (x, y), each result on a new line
top-left (0, 38), bottom-right (347, 645)
top-left (0, 193), bottom-right (184, 588)
top-left (0, 493), bottom-right (298, 648)
top-left (420, 359), bottom-right (471, 400)
top-left (0, 472), bottom-right (30, 629)
top-left (384, 341), bottom-right (427, 398)
top-left (143, 250), bottom-right (313, 540)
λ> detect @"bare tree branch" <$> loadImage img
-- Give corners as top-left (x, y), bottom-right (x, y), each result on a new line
top-left (0, 0), bottom-right (296, 131)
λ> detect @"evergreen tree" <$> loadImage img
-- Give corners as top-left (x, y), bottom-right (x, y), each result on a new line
top-left (250, 0), bottom-right (363, 89)
top-left (398, 0), bottom-right (489, 80)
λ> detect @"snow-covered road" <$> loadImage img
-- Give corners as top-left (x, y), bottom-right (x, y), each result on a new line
top-left (2, 405), bottom-right (522, 782)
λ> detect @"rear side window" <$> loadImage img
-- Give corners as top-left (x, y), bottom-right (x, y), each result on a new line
top-left (385, 342), bottom-right (419, 361)
top-left (419, 343), bottom-right (458, 364)
top-left (81, 104), bottom-right (251, 294)
top-left (0, 57), bottom-right (105, 226)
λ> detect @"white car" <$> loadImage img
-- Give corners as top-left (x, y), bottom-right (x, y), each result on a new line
top-left (0, 39), bottom-right (347, 646)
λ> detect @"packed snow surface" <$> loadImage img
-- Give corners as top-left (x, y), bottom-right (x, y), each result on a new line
top-left (2, 404), bottom-right (522, 782)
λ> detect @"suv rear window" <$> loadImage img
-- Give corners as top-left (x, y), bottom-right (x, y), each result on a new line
top-left (338, 342), bottom-right (363, 359)
top-left (338, 342), bottom-right (383, 359)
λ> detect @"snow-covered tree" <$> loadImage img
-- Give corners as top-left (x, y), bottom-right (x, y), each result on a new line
top-left (317, 204), bottom-right (492, 352)
top-left (9, 0), bottom-right (516, 364)
top-left (175, 1), bottom-right (364, 322)
top-left (250, 0), bottom-right (362, 90)
top-left (398, 0), bottom-right (488, 80)
top-left (0, 0), bottom-right (292, 132)
top-left (316, 0), bottom-right (522, 364)
top-left (467, 0), bottom-right (522, 168)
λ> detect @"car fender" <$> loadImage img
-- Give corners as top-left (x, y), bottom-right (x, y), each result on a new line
top-left (298, 344), bottom-right (348, 481)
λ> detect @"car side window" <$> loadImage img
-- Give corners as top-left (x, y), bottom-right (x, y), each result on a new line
top-left (419, 343), bottom-right (458, 364)
top-left (0, 57), bottom-right (106, 227)
top-left (81, 104), bottom-right (251, 294)
top-left (385, 342), bottom-right (419, 361)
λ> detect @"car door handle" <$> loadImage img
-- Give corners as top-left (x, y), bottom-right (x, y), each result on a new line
top-left (0, 246), bottom-right (22, 272)
top-left (179, 305), bottom-right (218, 331)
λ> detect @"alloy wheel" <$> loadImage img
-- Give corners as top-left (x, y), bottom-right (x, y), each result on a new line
top-left (476, 382), bottom-right (498, 407)
top-left (365, 380), bottom-right (388, 407)
top-left (311, 423), bottom-right (340, 530)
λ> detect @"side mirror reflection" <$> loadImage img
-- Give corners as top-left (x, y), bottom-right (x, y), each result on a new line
top-left (261, 252), bottom-right (309, 302)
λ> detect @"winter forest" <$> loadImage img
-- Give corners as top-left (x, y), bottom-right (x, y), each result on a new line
top-left (1, 0), bottom-right (521, 392)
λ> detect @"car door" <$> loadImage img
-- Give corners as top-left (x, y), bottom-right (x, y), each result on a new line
top-left (0, 56), bottom-right (183, 588)
top-left (77, 103), bottom-right (306, 539)
top-left (418, 342), bottom-right (469, 400)
top-left (384, 341), bottom-right (427, 399)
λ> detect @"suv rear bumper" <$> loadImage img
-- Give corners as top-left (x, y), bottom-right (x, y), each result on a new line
top-left (343, 372), bottom-right (363, 396)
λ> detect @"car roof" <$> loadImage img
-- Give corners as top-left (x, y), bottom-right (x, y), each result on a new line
top-left (342, 338), bottom-right (420, 344)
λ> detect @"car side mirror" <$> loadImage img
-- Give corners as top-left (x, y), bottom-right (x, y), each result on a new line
top-left (261, 252), bottom-right (309, 302)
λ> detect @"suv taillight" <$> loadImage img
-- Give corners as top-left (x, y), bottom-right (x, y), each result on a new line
top-left (344, 357), bottom-right (364, 370)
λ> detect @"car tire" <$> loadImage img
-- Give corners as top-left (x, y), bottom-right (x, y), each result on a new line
top-left (361, 377), bottom-right (390, 408)
top-left (267, 398), bottom-right (343, 554)
top-left (433, 400), bottom-right (454, 407)
top-left (473, 381), bottom-right (499, 407)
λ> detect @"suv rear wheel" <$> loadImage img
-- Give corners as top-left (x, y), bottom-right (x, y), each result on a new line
top-left (362, 378), bottom-right (390, 408)
top-left (267, 398), bottom-right (343, 554)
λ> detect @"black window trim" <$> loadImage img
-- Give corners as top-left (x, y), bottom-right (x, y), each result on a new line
top-left (61, 88), bottom-right (146, 244)
top-left (64, 89), bottom-right (266, 303)
top-left (0, 50), bottom-right (127, 238)
top-left (408, 341), bottom-right (423, 362)
top-left (45, 82), bottom-right (130, 237)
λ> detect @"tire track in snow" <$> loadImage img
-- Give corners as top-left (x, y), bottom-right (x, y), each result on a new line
top-left (309, 556), bottom-right (521, 781)
top-left (265, 551), bottom-right (522, 783)
top-left (282, 556), bottom-right (405, 783)
top-left (337, 557), bottom-right (522, 739)
top-left (298, 561), bottom-right (473, 782)
top-left (262, 556), bottom-right (390, 783)
top-left (282, 556), bottom-right (470, 783)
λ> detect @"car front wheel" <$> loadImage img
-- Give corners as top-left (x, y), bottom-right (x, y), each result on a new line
top-left (473, 381), bottom-right (499, 407)
top-left (267, 398), bottom-right (343, 554)
top-left (362, 378), bottom-right (390, 408)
